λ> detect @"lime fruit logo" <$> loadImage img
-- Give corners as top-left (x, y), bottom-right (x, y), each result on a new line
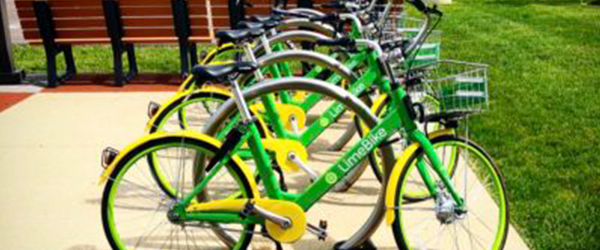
top-left (325, 173), bottom-right (338, 184)
top-left (319, 117), bottom-right (330, 127)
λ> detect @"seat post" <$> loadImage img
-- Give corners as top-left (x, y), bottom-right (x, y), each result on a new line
top-left (259, 34), bottom-right (272, 54)
top-left (242, 43), bottom-right (264, 81)
top-left (229, 79), bottom-right (253, 123)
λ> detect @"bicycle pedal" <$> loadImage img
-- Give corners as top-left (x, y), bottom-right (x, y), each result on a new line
top-left (319, 220), bottom-right (328, 230)
top-left (307, 220), bottom-right (328, 241)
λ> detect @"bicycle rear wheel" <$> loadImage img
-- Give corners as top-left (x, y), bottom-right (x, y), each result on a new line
top-left (391, 134), bottom-right (508, 250)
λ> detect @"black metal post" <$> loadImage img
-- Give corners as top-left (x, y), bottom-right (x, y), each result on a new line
top-left (172, 0), bottom-right (192, 76)
top-left (103, 0), bottom-right (136, 86)
top-left (0, 0), bottom-right (25, 84)
top-left (228, 0), bottom-right (246, 29)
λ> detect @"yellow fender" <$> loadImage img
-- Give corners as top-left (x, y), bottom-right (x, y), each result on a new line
top-left (145, 86), bottom-right (232, 133)
top-left (176, 75), bottom-right (196, 93)
top-left (187, 198), bottom-right (306, 243)
top-left (199, 43), bottom-right (236, 65)
top-left (98, 130), bottom-right (260, 199)
top-left (384, 129), bottom-right (455, 225)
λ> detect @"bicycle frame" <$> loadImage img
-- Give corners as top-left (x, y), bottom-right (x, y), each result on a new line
top-left (172, 1), bottom-right (461, 225)
top-left (173, 75), bottom-right (465, 225)
top-left (215, 48), bottom-right (384, 154)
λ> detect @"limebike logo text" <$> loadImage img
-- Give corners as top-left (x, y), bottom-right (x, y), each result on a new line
top-left (341, 128), bottom-right (387, 171)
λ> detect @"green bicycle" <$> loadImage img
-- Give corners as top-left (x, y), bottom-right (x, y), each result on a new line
top-left (101, 4), bottom-right (508, 246)
top-left (145, 3), bottom-right (447, 197)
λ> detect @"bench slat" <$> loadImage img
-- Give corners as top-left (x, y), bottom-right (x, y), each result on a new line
top-left (122, 18), bottom-right (174, 27)
top-left (190, 17), bottom-right (229, 27)
top-left (18, 8), bottom-right (104, 19)
top-left (120, 7), bottom-right (176, 17)
top-left (124, 28), bottom-right (175, 37)
top-left (119, 0), bottom-right (173, 6)
top-left (24, 29), bottom-right (109, 40)
top-left (20, 19), bottom-right (106, 30)
top-left (15, 0), bottom-right (102, 9)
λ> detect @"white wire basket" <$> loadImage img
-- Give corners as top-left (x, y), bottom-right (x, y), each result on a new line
top-left (381, 13), bottom-right (442, 76)
top-left (414, 59), bottom-right (489, 117)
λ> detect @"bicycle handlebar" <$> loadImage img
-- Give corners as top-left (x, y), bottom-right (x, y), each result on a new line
top-left (407, 0), bottom-right (428, 13)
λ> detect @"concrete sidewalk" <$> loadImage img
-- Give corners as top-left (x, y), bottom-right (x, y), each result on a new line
top-left (0, 91), bottom-right (530, 250)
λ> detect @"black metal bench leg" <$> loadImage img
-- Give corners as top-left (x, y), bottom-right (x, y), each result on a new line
top-left (190, 43), bottom-right (198, 67)
top-left (44, 49), bottom-right (58, 88)
top-left (63, 45), bottom-right (76, 81)
top-left (178, 39), bottom-right (190, 77)
top-left (112, 44), bottom-right (124, 86)
top-left (125, 44), bottom-right (137, 81)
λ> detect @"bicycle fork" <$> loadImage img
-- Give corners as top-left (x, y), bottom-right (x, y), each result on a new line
top-left (410, 131), bottom-right (465, 209)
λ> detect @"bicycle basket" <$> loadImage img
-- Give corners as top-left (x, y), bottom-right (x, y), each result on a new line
top-left (415, 60), bottom-right (489, 117)
top-left (382, 14), bottom-right (441, 73)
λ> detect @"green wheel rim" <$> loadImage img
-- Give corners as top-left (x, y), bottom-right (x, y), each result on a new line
top-left (104, 140), bottom-right (254, 250)
top-left (394, 138), bottom-right (508, 250)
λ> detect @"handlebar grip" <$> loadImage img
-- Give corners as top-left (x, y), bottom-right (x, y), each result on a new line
top-left (406, 0), bottom-right (428, 12)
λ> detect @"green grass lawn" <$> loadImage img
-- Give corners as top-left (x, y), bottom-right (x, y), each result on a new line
top-left (439, 1), bottom-right (600, 249)
top-left (11, 1), bottom-right (600, 249)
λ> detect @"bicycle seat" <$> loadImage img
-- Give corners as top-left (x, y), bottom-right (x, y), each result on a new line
top-left (249, 16), bottom-right (281, 30)
top-left (215, 28), bottom-right (264, 46)
top-left (191, 62), bottom-right (258, 83)
top-left (236, 21), bottom-right (264, 30)
top-left (250, 15), bottom-right (281, 23)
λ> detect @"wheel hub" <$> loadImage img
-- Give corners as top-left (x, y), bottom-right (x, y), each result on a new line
top-left (434, 188), bottom-right (463, 224)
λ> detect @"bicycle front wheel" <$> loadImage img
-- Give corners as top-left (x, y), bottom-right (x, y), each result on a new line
top-left (391, 134), bottom-right (509, 250)
top-left (101, 133), bottom-right (256, 250)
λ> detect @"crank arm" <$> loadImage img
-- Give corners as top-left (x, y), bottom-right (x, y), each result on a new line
top-left (243, 201), bottom-right (292, 229)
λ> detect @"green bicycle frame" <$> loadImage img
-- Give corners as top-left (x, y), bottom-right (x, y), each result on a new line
top-left (175, 75), bottom-right (465, 225)
top-left (216, 48), bottom-right (384, 150)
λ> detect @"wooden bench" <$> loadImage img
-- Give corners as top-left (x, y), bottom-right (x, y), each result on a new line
top-left (15, 0), bottom-right (220, 87)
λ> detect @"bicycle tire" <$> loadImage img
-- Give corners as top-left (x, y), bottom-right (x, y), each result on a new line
top-left (101, 133), bottom-right (257, 250)
top-left (390, 134), bottom-right (509, 250)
